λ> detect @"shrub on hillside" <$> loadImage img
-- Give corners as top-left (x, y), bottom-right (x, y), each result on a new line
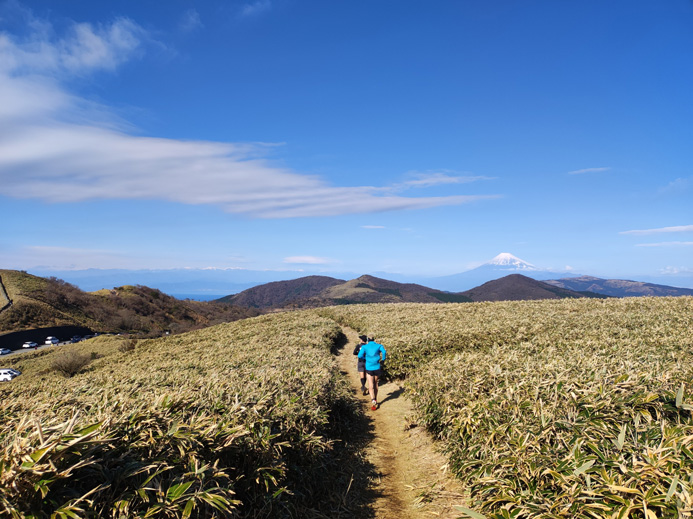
top-left (118, 338), bottom-right (138, 353)
top-left (50, 351), bottom-right (91, 377)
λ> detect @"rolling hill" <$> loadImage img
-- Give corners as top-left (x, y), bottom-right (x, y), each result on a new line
top-left (0, 269), bottom-right (260, 337)
top-left (216, 275), bottom-right (346, 308)
top-left (458, 274), bottom-right (606, 302)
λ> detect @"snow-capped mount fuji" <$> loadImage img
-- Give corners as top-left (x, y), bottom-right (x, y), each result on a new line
top-left (426, 253), bottom-right (578, 292)
top-left (485, 253), bottom-right (538, 270)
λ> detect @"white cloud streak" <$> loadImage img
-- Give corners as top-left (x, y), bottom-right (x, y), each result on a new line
top-left (283, 256), bottom-right (333, 265)
top-left (0, 12), bottom-right (500, 219)
top-left (400, 171), bottom-right (494, 188)
top-left (362, 225), bottom-right (385, 229)
top-left (567, 167), bottom-right (611, 175)
top-left (660, 266), bottom-right (693, 275)
top-left (621, 225), bottom-right (693, 235)
top-left (5, 245), bottom-right (133, 270)
top-left (636, 242), bottom-right (693, 247)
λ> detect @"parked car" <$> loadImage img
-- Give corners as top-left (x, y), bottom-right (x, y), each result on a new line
top-left (0, 368), bottom-right (21, 382)
top-left (45, 336), bottom-right (59, 345)
top-left (22, 341), bottom-right (38, 349)
top-left (70, 335), bottom-right (82, 343)
top-left (0, 348), bottom-right (11, 355)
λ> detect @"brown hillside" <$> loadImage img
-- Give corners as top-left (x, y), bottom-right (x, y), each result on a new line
top-left (218, 275), bottom-right (345, 308)
top-left (319, 275), bottom-right (470, 305)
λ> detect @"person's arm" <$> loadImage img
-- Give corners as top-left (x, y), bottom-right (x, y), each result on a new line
top-left (353, 344), bottom-right (360, 355)
top-left (380, 345), bottom-right (386, 362)
top-left (358, 347), bottom-right (365, 359)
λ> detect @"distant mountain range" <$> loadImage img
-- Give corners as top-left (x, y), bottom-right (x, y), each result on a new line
top-left (217, 270), bottom-right (691, 309)
top-left (544, 276), bottom-right (693, 298)
top-left (26, 252), bottom-right (693, 299)
top-left (2, 268), bottom-right (691, 344)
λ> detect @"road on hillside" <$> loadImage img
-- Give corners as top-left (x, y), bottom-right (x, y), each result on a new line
top-left (2, 339), bottom-right (72, 357)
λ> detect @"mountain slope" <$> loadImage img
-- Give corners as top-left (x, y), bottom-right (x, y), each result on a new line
top-left (317, 275), bottom-right (471, 305)
top-left (217, 275), bottom-right (346, 308)
top-left (459, 274), bottom-right (605, 302)
top-left (0, 269), bottom-right (260, 336)
top-left (545, 276), bottom-right (693, 298)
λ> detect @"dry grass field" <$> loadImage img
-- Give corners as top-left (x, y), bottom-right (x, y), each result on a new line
top-left (1, 311), bottom-right (361, 518)
top-left (320, 297), bottom-right (693, 518)
top-left (2, 296), bottom-right (692, 518)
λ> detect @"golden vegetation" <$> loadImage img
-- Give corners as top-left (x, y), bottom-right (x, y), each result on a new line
top-left (3, 295), bottom-right (692, 518)
top-left (1, 311), bottom-right (360, 518)
top-left (320, 297), bottom-right (693, 518)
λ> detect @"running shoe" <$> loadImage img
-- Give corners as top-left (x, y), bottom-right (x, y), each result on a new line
top-left (371, 400), bottom-right (377, 411)
top-left (362, 387), bottom-right (368, 396)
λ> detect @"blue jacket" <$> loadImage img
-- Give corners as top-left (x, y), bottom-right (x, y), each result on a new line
top-left (358, 340), bottom-right (386, 371)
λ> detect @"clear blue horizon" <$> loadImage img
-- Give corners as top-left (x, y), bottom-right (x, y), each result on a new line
top-left (1, 0), bottom-right (691, 280)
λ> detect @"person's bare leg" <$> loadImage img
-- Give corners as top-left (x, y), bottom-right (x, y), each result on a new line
top-left (368, 374), bottom-right (379, 409)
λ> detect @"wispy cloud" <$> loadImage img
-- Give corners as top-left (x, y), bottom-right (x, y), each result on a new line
top-left (660, 266), bottom-right (693, 275)
top-left (658, 177), bottom-right (691, 194)
top-left (283, 256), bottom-right (333, 265)
top-left (0, 16), bottom-right (145, 77)
top-left (567, 167), bottom-right (611, 175)
top-left (387, 170), bottom-right (494, 192)
top-left (240, 1), bottom-right (272, 17)
top-left (636, 242), bottom-right (693, 247)
top-left (179, 9), bottom-right (203, 33)
top-left (620, 225), bottom-right (693, 235)
top-left (11, 245), bottom-right (132, 270)
top-left (0, 12), bottom-right (499, 219)
top-left (362, 225), bottom-right (385, 229)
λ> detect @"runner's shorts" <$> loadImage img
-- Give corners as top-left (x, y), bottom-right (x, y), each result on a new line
top-left (357, 358), bottom-right (366, 372)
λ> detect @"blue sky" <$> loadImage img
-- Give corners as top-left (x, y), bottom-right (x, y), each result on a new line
top-left (1, 0), bottom-right (691, 280)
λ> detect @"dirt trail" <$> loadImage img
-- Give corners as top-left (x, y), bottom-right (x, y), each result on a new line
top-left (338, 326), bottom-right (469, 519)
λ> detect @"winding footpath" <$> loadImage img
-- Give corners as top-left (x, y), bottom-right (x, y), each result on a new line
top-left (338, 326), bottom-right (469, 519)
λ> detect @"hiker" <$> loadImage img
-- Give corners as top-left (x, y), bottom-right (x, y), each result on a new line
top-left (353, 335), bottom-right (368, 395)
top-left (358, 336), bottom-right (386, 411)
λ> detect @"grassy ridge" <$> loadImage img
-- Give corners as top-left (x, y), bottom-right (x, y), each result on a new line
top-left (320, 297), bottom-right (693, 518)
top-left (0, 311), bottom-right (361, 518)
top-left (0, 269), bottom-right (260, 337)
